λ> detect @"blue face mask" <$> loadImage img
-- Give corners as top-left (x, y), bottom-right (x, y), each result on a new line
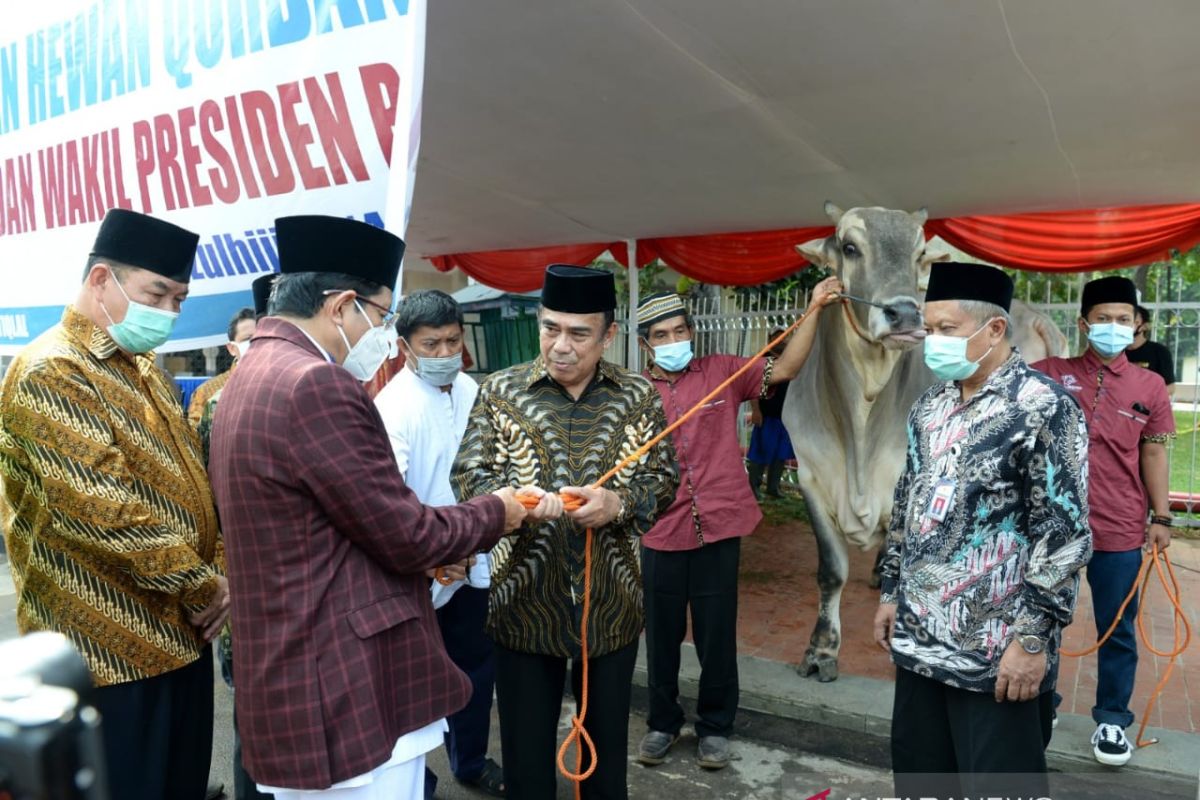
top-left (102, 278), bottom-right (179, 354)
top-left (922, 321), bottom-right (994, 382)
top-left (653, 340), bottom-right (694, 372)
top-left (1086, 322), bottom-right (1135, 358)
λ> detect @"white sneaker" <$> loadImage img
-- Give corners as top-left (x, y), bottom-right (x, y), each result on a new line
top-left (1091, 723), bottom-right (1132, 766)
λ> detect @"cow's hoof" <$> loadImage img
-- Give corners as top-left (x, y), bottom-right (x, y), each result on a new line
top-left (815, 660), bottom-right (839, 682)
top-left (795, 654), bottom-right (839, 682)
top-left (867, 572), bottom-right (882, 590)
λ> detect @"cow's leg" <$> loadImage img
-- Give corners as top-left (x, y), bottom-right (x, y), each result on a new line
top-left (795, 491), bottom-right (848, 682)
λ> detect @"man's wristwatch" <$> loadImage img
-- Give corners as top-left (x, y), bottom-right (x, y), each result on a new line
top-left (1150, 514), bottom-right (1173, 527)
top-left (612, 492), bottom-right (627, 525)
top-left (1017, 634), bottom-right (1046, 655)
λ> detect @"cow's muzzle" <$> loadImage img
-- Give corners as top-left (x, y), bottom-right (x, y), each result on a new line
top-left (876, 299), bottom-right (925, 347)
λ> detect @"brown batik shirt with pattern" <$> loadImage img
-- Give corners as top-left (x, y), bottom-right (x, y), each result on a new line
top-left (453, 357), bottom-right (678, 658)
top-left (0, 306), bottom-right (223, 686)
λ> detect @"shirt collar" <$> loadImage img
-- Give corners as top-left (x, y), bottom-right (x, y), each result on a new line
top-left (400, 364), bottom-right (457, 396)
top-left (645, 356), bottom-right (702, 383)
top-left (1082, 346), bottom-right (1128, 375)
top-left (63, 305), bottom-right (124, 361)
top-left (940, 348), bottom-right (1024, 406)
top-left (524, 356), bottom-right (620, 393)
top-left (273, 319), bottom-right (336, 363)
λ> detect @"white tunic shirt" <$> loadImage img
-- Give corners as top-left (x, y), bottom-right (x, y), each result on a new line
top-left (375, 366), bottom-right (478, 504)
top-left (374, 367), bottom-right (486, 609)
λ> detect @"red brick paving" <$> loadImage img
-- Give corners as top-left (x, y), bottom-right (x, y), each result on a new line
top-left (729, 505), bottom-right (1198, 733)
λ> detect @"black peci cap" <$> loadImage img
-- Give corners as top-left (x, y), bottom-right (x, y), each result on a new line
top-left (1081, 276), bottom-right (1137, 315)
top-left (251, 273), bottom-right (277, 316)
top-left (90, 209), bottom-right (200, 283)
top-left (925, 262), bottom-right (1014, 312)
top-left (540, 264), bottom-right (617, 314)
top-left (275, 216), bottom-right (405, 290)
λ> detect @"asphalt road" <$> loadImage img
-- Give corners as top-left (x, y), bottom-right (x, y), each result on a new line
top-left (1, 551), bottom-right (887, 798)
top-left (206, 661), bottom-right (892, 799)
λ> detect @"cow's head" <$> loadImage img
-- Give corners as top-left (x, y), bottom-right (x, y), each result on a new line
top-left (797, 203), bottom-right (948, 350)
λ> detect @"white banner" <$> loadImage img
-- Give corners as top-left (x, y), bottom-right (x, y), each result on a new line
top-left (0, 0), bottom-right (425, 355)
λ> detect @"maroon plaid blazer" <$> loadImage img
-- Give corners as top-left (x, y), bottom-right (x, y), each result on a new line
top-left (209, 318), bottom-right (505, 790)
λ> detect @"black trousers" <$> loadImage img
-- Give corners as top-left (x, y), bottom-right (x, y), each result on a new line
top-left (494, 640), bottom-right (637, 800)
top-left (891, 666), bottom-right (1052, 798)
top-left (89, 647), bottom-right (215, 800)
top-left (437, 586), bottom-right (496, 781)
top-left (642, 537), bottom-right (740, 738)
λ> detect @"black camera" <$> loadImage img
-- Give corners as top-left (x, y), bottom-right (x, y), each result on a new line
top-left (0, 633), bottom-right (108, 800)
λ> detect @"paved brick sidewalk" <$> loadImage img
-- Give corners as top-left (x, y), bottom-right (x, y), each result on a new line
top-left (732, 499), bottom-right (1197, 733)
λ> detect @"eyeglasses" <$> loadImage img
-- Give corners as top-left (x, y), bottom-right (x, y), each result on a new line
top-left (323, 290), bottom-right (397, 329)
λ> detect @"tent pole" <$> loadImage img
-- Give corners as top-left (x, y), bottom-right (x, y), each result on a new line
top-left (626, 239), bottom-right (639, 371)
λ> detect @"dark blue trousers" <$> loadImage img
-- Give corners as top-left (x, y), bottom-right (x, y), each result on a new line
top-left (1088, 548), bottom-right (1142, 728)
top-left (437, 585), bottom-right (496, 781)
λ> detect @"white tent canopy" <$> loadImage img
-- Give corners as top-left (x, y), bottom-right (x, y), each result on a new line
top-left (409, 0), bottom-right (1200, 258)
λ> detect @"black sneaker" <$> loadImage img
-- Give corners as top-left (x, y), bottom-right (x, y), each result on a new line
top-left (1091, 723), bottom-right (1132, 766)
top-left (1051, 710), bottom-right (1058, 729)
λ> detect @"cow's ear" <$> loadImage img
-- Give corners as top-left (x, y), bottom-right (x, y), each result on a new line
top-left (916, 244), bottom-right (951, 291)
top-left (911, 207), bottom-right (929, 226)
top-left (796, 236), bottom-right (831, 268)
top-left (823, 201), bottom-right (845, 225)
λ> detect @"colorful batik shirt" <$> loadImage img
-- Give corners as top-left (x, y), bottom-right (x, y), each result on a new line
top-left (187, 369), bottom-right (230, 428)
top-left (879, 351), bottom-right (1092, 693)
top-left (0, 307), bottom-right (223, 686)
top-left (453, 357), bottom-right (678, 657)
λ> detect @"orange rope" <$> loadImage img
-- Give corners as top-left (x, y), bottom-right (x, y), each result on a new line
top-left (1060, 544), bottom-right (1190, 747)
top-left (502, 309), bottom-right (816, 797)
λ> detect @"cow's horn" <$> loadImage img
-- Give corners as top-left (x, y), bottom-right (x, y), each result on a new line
top-left (911, 207), bottom-right (929, 225)
top-left (823, 201), bottom-right (845, 224)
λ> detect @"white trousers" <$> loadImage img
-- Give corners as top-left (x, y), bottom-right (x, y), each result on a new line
top-left (264, 753), bottom-right (425, 800)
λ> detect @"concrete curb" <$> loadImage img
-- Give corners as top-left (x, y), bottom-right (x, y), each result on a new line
top-left (631, 642), bottom-right (1200, 790)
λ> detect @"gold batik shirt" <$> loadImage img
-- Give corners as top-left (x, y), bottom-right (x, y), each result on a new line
top-left (186, 369), bottom-right (231, 428)
top-left (453, 358), bottom-right (678, 657)
top-left (0, 306), bottom-right (223, 686)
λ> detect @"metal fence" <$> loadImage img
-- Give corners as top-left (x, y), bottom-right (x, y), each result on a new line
top-left (616, 288), bottom-right (1199, 521)
top-left (610, 289), bottom-right (812, 373)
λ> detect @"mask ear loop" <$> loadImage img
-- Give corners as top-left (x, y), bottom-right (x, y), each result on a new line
top-left (967, 317), bottom-right (1001, 366)
top-left (99, 271), bottom-right (130, 328)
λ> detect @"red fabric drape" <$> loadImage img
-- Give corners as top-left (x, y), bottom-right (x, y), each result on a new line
top-left (927, 204), bottom-right (1200, 273)
top-left (430, 243), bottom-right (612, 292)
top-left (606, 227), bottom-right (831, 285)
top-left (431, 228), bottom-right (833, 287)
top-left (429, 203), bottom-right (1200, 289)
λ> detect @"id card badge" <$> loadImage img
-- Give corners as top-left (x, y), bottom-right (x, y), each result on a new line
top-left (925, 478), bottom-right (957, 523)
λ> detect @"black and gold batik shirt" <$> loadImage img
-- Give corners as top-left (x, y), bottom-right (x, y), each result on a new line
top-left (453, 357), bottom-right (678, 657)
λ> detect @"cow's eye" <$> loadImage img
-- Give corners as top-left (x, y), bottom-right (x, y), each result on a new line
top-left (841, 242), bottom-right (859, 257)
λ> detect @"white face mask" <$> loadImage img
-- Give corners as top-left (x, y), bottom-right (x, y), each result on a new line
top-left (336, 301), bottom-right (394, 382)
top-left (234, 339), bottom-right (251, 359)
